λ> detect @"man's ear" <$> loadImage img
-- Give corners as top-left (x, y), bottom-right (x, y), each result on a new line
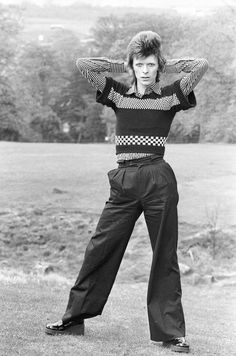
top-left (127, 66), bottom-right (134, 76)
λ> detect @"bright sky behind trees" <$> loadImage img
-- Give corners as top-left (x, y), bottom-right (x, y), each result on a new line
top-left (0, 0), bottom-right (235, 15)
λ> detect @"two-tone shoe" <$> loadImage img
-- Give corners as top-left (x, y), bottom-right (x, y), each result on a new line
top-left (45, 319), bottom-right (84, 336)
top-left (162, 337), bottom-right (190, 353)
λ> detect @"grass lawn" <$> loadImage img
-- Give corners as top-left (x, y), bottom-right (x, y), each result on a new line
top-left (0, 272), bottom-right (235, 356)
top-left (1, 142), bottom-right (236, 226)
top-left (0, 142), bottom-right (235, 281)
top-left (0, 142), bottom-right (235, 355)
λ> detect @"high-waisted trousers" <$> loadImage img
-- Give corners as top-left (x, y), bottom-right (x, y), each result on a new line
top-left (62, 156), bottom-right (185, 342)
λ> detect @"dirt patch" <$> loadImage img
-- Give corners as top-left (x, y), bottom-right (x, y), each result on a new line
top-left (0, 205), bottom-right (235, 284)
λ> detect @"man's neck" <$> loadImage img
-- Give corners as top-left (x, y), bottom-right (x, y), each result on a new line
top-left (136, 82), bottom-right (156, 96)
top-left (136, 83), bottom-right (147, 96)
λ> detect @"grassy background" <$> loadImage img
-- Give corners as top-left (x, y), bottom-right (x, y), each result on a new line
top-left (1, 142), bottom-right (236, 224)
top-left (0, 142), bottom-right (236, 355)
top-left (0, 142), bottom-right (235, 281)
top-left (0, 271), bottom-right (235, 356)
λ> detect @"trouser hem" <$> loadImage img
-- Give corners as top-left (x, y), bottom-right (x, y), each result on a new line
top-left (150, 334), bottom-right (186, 343)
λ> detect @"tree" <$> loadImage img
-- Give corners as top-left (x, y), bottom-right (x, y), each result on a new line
top-left (0, 80), bottom-right (19, 141)
top-left (30, 108), bottom-right (61, 142)
top-left (100, 106), bottom-right (116, 142)
top-left (91, 15), bottom-right (123, 56)
top-left (81, 95), bottom-right (106, 142)
top-left (0, 4), bottom-right (22, 70)
top-left (0, 4), bottom-right (22, 141)
top-left (11, 28), bottom-right (86, 142)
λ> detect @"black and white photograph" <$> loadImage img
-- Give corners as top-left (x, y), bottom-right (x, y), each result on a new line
top-left (0, 0), bottom-right (235, 355)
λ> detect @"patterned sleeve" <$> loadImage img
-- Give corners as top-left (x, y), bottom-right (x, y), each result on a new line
top-left (164, 58), bottom-right (209, 96)
top-left (171, 79), bottom-right (197, 112)
top-left (96, 77), bottom-right (128, 111)
top-left (76, 57), bottom-right (127, 92)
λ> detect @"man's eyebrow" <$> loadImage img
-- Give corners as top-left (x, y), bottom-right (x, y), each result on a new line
top-left (135, 60), bottom-right (156, 64)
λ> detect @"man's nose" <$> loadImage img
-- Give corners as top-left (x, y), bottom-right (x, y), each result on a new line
top-left (142, 65), bottom-right (148, 73)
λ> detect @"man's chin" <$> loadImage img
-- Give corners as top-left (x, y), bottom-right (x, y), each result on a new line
top-left (141, 80), bottom-right (151, 86)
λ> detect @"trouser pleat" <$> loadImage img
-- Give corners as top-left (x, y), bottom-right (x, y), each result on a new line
top-left (62, 159), bottom-right (186, 342)
top-left (62, 188), bottom-right (142, 322)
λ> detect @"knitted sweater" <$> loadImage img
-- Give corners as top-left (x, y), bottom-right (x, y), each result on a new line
top-left (76, 57), bottom-right (208, 159)
top-left (97, 76), bottom-right (196, 156)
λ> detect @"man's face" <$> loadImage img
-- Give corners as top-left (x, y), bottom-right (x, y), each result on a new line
top-left (133, 55), bottom-right (159, 88)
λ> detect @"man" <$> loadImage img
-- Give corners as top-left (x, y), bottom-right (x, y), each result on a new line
top-left (45, 31), bottom-right (208, 353)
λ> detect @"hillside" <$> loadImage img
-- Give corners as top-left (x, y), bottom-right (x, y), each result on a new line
top-left (20, 3), bottom-right (167, 40)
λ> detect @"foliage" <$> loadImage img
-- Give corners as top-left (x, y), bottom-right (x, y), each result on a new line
top-left (0, 79), bottom-right (19, 141)
top-left (0, 4), bottom-right (22, 69)
top-left (30, 108), bottom-right (61, 142)
top-left (0, 5), bottom-right (22, 141)
top-left (0, 4), bottom-right (235, 143)
top-left (80, 95), bottom-right (106, 142)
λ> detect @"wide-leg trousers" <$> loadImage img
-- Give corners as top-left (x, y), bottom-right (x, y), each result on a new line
top-left (62, 156), bottom-right (186, 342)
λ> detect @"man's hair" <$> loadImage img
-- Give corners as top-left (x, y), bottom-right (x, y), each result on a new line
top-left (127, 31), bottom-right (166, 82)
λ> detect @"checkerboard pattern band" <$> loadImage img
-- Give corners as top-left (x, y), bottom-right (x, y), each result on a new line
top-left (115, 135), bottom-right (167, 146)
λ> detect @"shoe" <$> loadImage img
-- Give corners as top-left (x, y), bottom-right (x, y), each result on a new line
top-left (162, 337), bottom-right (190, 353)
top-left (45, 319), bottom-right (84, 336)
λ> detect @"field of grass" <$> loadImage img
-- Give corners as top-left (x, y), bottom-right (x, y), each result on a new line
top-left (0, 142), bottom-right (235, 283)
top-left (0, 271), bottom-right (235, 356)
top-left (1, 142), bottom-right (235, 224)
top-left (0, 142), bottom-right (235, 355)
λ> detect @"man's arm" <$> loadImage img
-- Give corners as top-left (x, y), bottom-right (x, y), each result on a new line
top-left (164, 58), bottom-right (209, 96)
top-left (76, 57), bottom-right (127, 92)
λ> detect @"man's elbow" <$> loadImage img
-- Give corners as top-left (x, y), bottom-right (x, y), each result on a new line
top-left (199, 58), bottom-right (209, 72)
top-left (75, 58), bottom-right (82, 70)
top-left (75, 58), bottom-right (86, 71)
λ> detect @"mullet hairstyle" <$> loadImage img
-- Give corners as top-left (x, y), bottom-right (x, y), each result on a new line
top-left (127, 31), bottom-right (166, 83)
